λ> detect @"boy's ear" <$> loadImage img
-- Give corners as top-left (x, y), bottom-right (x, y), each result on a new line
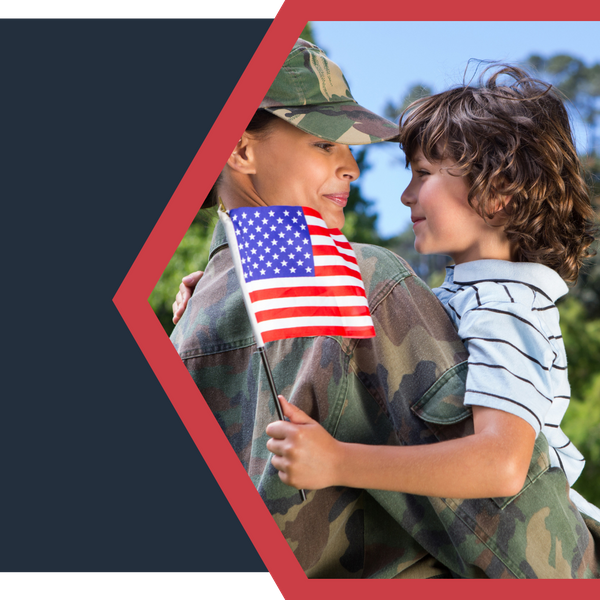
top-left (488, 195), bottom-right (513, 225)
top-left (227, 133), bottom-right (256, 174)
top-left (495, 195), bottom-right (513, 214)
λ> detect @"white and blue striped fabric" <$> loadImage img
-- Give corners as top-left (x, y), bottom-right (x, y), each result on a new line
top-left (435, 259), bottom-right (600, 521)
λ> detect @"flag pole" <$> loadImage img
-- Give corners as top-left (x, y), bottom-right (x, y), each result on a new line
top-left (218, 202), bottom-right (306, 502)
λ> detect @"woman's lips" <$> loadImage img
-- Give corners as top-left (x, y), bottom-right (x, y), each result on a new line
top-left (411, 216), bottom-right (425, 226)
top-left (324, 193), bottom-right (349, 208)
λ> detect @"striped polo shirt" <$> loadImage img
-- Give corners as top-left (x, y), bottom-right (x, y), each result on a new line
top-left (434, 259), bottom-right (586, 488)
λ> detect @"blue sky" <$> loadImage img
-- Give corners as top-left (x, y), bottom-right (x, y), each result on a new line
top-left (311, 21), bottom-right (600, 237)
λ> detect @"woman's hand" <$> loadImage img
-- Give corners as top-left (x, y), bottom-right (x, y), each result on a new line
top-left (172, 271), bottom-right (204, 324)
top-left (266, 396), bottom-right (342, 490)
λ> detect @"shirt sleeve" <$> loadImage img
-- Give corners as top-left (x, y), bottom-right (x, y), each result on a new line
top-left (456, 300), bottom-right (557, 435)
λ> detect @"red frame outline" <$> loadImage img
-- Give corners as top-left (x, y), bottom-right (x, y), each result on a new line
top-left (113, 3), bottom-right (600, 598)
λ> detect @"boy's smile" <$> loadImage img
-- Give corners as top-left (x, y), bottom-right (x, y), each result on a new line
top-left (401, 152), bottom-right (513, 264)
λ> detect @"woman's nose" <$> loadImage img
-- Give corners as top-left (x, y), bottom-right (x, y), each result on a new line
top-left (339, 146), bottom-right (360, 181)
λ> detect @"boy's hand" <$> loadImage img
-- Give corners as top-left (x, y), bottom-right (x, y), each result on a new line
top-left (172, 271), bottom-right (204, 324)
top-left (266, 396), bottom-right (341, 490)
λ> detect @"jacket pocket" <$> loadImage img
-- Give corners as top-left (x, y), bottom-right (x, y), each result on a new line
top-left (410, 361), bottom-right (471, 427)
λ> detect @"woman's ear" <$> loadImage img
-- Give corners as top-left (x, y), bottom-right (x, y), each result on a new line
top-left (227, 133), bottom-right (256, 174)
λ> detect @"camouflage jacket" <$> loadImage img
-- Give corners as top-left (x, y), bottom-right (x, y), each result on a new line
top-left (171, 221), bottom-right (600, 579)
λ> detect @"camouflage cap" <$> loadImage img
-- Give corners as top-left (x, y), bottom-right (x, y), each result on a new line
top-left (202, 39), bottom-right (399, 208)
top-left (260, 39), bottom-right (400, 145)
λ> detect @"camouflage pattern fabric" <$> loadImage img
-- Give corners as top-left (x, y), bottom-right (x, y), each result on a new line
top-left (260, 39), bottom-right (400, 145)
top-left (171, 221), bottom-right (600, 579)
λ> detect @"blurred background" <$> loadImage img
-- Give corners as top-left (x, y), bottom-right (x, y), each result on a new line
top-left (151, 22), bottom-right (600, 506)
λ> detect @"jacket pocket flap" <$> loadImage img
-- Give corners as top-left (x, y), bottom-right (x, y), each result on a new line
top-left (411, 362), bottom-right (471, 425)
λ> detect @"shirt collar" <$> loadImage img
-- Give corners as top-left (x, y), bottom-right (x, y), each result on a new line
top-left (448, 259), bottom-right (568, 303)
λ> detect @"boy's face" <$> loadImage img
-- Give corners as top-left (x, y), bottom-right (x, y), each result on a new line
top-left (401, 151), bottom-right (512, 264)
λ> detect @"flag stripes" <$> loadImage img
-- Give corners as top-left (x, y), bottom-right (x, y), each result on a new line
top-left (221, 205), bottom-right (375, 345)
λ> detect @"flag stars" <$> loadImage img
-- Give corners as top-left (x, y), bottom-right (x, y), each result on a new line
top-left (230, 205), bottom-right (315, 283)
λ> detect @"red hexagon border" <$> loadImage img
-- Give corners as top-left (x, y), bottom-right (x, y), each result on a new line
top-left (114, 2), bottom-right (600, 598)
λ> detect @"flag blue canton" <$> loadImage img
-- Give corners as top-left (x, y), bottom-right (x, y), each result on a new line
top-left (230, 206), bottom-right (315, 283)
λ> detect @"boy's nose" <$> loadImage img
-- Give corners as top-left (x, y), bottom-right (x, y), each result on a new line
top-left (401, 184), bottom-right (415, 206)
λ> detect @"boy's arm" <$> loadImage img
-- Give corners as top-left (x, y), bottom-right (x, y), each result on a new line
top-left (267, 396), bottom-right (535, 498)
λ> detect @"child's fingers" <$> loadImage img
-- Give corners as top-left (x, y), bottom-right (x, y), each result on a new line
top-left (278, 395), bottom-right (314, 425)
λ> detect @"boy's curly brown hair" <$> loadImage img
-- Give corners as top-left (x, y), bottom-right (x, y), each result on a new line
top-left (399, 63), bottom-right (597, 283)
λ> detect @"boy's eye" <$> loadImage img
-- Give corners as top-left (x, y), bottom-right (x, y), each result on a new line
top-left (416, 169), bottom-right (430, 177)
top-left (315, 142), bottom-right (334, 151)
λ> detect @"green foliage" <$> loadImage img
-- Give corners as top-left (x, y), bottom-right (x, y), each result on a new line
top-left (149, 207), bottom-right (218, 337)
top-left (558, 295), bottom-right (600, 505)
top-left (299, 23), bottom-right (316, 45)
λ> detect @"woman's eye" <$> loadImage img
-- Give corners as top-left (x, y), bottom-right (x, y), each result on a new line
top-left (417, 170), bottom-right (430, 177)
top-left (315, 143), bottom-right (334, 151)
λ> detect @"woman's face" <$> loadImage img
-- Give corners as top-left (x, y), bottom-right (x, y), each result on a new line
top-left (248, 119), bottom-right (360, 230)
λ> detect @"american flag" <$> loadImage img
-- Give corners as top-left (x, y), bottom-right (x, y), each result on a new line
top-left (218, 205), bottom-right (376, 345)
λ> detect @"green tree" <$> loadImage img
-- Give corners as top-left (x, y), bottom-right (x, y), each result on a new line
top-left (558, 295), bottom-right (600, 505)
top-left (149, 207), bottom-right (217, 336)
